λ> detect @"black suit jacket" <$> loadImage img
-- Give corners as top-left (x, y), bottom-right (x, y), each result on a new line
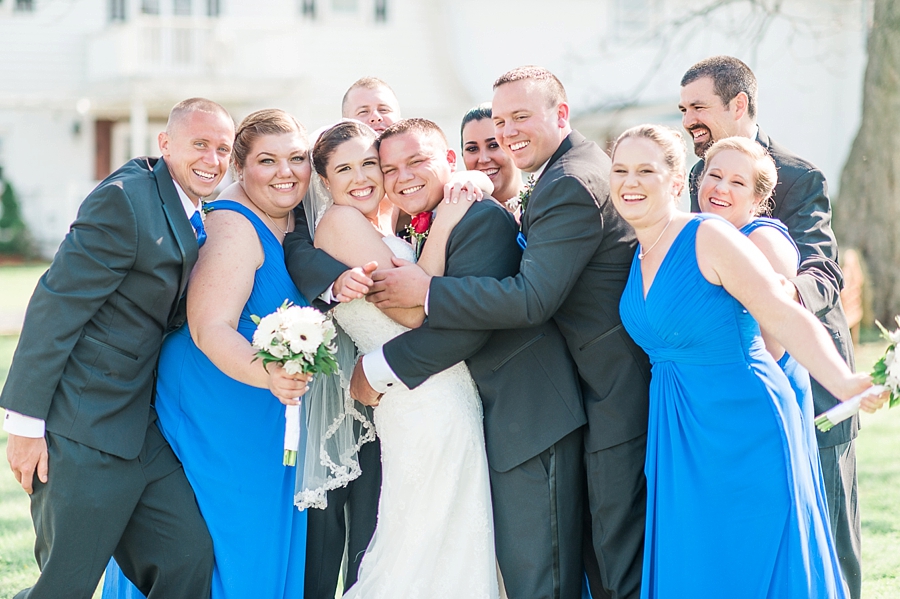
top-left (382, 200), bottom-right (585, 472)
top-left (427, 131), bottom-right (651, 453)
top-left (689, 128), bottom-right (857, 446)
top-left (284, 206), bottom-right (348, 306)
top-left (0, 157), bottom-right (198, 459)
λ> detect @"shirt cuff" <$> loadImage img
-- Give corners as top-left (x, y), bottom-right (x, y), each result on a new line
top-left (3, 410), bottom-right (46, 438)
top-left (319, 283), bottom-right (336, 304)
top-left (424, 288), bottom-right (430, 316)
top-left (361, 348), bottom-right (403, 394)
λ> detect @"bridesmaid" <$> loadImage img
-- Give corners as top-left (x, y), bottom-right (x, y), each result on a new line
top-left (696, 136), bottom-right (819, 460)
top-left (103, 109), bottom-right (313, 599)
top-left (460, 103), bottom-right (525, 212)
top-left (609, 124), bottom-right (882, 598)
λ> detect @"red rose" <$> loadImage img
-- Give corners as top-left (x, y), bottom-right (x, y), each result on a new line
top-left (411, 211), bottom-right (432, 234)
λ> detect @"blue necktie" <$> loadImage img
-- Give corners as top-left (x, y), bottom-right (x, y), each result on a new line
top-left (189, 210), bottom-right (207, 248)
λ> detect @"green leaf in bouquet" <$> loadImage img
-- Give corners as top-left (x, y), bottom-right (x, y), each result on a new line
top-left (871, 355), bottom-right (888, 385)
top-left (251, 314), bottom-right (262, 325)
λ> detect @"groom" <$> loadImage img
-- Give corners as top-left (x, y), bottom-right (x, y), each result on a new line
top-left (351, 117), bottom-right (587, 599)
top-left (366, 66), bottom-right (651, 599)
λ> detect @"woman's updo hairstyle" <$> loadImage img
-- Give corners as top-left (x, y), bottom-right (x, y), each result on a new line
top-left (611, 124), bottom-right (687, 179)
top-left (232, 109), bottom-right (306, 172)
top-left (701, 136), bottom-right (778, 216)
top-left (312, 120), bottom-right (378, 179)
top-left (460, 102), bottom-right (493, 140)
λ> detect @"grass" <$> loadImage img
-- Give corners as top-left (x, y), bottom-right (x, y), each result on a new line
top-left (0, 264), bottom-right (45, 314)
top-left (0, 260), bottom-right (898, 596)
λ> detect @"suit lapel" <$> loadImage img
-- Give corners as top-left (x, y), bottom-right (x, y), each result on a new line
top-left (522, 131), bottom-right (580, 235)
top-left (540, 131), bottom-right (578, 183)
top-left (153, 158), bottom-right (198, 306)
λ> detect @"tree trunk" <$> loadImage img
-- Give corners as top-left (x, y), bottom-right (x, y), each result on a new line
top-left (834, 0), bottom-right (900, 325)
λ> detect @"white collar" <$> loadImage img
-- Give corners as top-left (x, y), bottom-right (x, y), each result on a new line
top-left (532, 159), bottom-right (550, 180)
top-left (172, 180), bottom-right (200, 219)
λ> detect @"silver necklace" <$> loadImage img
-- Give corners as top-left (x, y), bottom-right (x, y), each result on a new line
top-left (638, 218), bottom-right (673, 261)
top-left (262, 210), bottom-right (291, 237)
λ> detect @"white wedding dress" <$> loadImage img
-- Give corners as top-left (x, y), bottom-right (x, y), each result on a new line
top-left (335, 236), bottom-right (500, 599)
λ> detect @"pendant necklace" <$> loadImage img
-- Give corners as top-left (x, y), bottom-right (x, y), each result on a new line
top-left (638, 217), bottom-right (673, 261)
top-left (263, 210), bottom-right (292, 237)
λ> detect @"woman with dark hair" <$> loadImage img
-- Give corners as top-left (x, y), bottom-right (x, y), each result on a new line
top-left (308, 119), bottom-right (501, 598)
top-left (460, 102), bottom-right (525, 213)
top-left (103, 109), bottom-right (315, 599)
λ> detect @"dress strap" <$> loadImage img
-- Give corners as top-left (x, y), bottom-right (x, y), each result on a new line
top-left (204, 199), bottom-right (283, 250)
top-left (739, 217), bottom-right (800, 268)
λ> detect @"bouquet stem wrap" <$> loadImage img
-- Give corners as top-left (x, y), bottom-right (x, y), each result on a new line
top-left (815, 317), bottom-right (900, 433)
top-left (284, 404), bottom-right (301, 466)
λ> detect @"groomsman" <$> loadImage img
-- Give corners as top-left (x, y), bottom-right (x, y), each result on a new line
top-left (1, 98), bottom-right (234, 598)
top-left (350, 117), bottom-right (587, 599)
top-left (285, 76), bottom-right (402, 599)
top-left (679, 55), bottom-right (860, 598)
top-left (367, 66), bottom-right (652, 599)
top-left (342, 76), bottom-right (401, 134)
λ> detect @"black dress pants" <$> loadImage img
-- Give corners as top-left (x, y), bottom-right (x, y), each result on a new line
top-left (491, 427), bottom-right (585, 599)
top-left (304, 435), bottom-right (382, 599)
top-left (18, 423), bottom-right (212, 599)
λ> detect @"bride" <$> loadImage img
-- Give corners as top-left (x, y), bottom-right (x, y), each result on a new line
top-left (308, 119), bottom-right (500, 598)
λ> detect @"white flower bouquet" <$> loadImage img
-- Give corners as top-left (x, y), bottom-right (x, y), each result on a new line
top-left (815, 316), bottom-right (900, 432)
top-left (251, 301), bottom-right (339, 466)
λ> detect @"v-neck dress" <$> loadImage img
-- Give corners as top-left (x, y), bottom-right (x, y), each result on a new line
top-left (620, 214), bottom-right (846, 599)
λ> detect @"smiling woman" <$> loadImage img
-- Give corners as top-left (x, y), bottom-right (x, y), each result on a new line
top-left (610, 123), bottom-right (871, 599)
top-left (460, 103), bottom-right (524, 207)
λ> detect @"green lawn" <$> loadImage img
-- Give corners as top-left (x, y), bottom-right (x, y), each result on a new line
top-left (0, 259), bottom-right (898, 596)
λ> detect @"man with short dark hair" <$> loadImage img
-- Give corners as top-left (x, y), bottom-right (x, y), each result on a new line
top-left (1, 98), bottom-right (234, 598)
top-left (679, 55), bottom-right (860, 598)
top-left (365, 66), bottom-right (652, 599)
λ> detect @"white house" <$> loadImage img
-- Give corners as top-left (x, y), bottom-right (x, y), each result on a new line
top-left (0, 0), bottom-right (870, 256)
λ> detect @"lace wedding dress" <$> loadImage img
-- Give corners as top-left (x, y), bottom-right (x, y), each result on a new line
top-left (335, 236), bottom-right (500, 599)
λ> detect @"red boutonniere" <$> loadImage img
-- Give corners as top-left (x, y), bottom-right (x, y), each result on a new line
top-left (405, 211), bottom-right (433, 258)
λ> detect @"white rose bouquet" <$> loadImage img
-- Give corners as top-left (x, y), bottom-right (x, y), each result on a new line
top-left (251, 301), bottom-right (339, 465)
top-left (815, 316), bottom-right (900, 432)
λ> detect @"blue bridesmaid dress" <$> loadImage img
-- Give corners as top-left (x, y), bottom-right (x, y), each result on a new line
top-left (740, 217), bottom-right (822, 466)
top-left (620, 214), bottom-right (846, 599)
top-left (102, 200), bottom-right (307, 599)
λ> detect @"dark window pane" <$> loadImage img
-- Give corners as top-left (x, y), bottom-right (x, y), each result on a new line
top-left (207, 0), bottom-right (220, 17)
top-left (142, 0), bottom-right (160, 15)
top-left (108, 0), bottom-right (126, 20)
top-left (173, 0), bottom-right (191, 16)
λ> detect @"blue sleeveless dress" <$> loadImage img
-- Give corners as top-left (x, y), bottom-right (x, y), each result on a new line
top-left (740, 217), bottom-right (821, 466)
top-left (620, 214), bottom-right (845, 599)
top-left (102, 200), bottom-right (308, 599)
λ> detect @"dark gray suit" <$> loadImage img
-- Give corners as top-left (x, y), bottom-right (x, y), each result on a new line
top-left (427, 132), bottom-right (651, 599)
top-left (0, 157), bottom-right (213, 599)
top-left (689, 128), bottom-right (860, 598)
top-left (382, 199), bottom-right (586, 599)
top-left (284, 209), bottom-right (381, 599)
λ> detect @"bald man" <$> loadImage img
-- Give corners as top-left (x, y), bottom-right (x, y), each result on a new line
top-left (1, 98), bottom-right (234, 599)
